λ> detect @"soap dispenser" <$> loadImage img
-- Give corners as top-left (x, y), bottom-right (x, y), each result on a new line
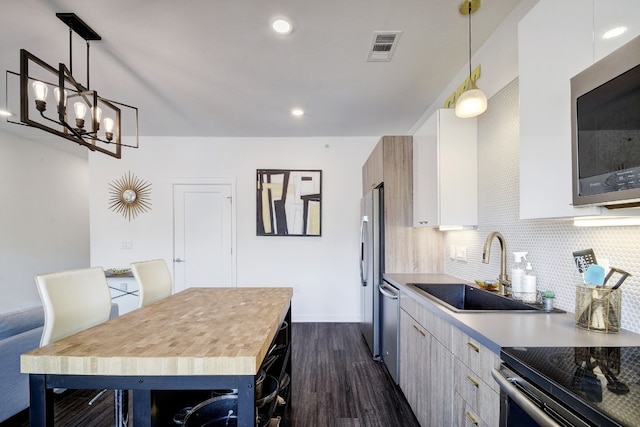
top-left (522, 262), bottom-right (537, 303)
top-left (511, 252), bottom-right (528, 299)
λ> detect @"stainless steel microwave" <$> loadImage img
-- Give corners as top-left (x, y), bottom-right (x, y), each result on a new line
top-left (571, 34), bottom-right (640, 208)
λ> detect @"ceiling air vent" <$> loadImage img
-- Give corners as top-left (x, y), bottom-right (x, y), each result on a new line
top-left (367, 31), bottom-right (402, 62)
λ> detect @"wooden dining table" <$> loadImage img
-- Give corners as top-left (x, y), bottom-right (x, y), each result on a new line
top-left (21, 287), bottom-right (293, 426)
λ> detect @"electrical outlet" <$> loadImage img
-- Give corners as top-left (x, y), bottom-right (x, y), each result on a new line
top-left (456, 246), bottom-right (467, 262)
top-left (449, 245), bottom-right (456, 260)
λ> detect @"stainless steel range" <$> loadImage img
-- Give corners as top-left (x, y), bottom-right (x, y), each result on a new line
top-left (495, 346), bottom-right (640, 426)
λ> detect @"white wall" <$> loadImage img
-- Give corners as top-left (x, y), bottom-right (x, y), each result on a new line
top-left (0, 130), bottom-right (90, 311)
top-left (89, 136), bottom-right (377, 322)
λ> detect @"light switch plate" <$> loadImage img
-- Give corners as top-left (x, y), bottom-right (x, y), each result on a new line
top-left (455, 246), bottom-right (467, 262)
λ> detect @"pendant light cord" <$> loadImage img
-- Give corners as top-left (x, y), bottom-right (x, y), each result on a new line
top-left (467, 1), bottom-right (472, 79)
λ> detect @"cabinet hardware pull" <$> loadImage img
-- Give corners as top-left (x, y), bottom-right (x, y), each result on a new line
top-left (467, 342), bottom-right (480, 353)
top-left (465, 411), bottom-right (479, 425)
top-left (466, 376), bottom-right (479, 388)
top-left (412, 324), bottom-right (426, 336)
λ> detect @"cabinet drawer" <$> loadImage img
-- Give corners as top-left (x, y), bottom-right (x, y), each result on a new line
top-left (453, 359), bottom-right (499, 426)
top-left (451, 327), bottom-right (500, 393)
top-left (400, 292), bottom-right (451, 348)
top-left (453, 392), bottom-right (495, 427)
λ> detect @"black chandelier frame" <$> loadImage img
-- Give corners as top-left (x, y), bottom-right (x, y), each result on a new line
top-left (5, 13), bottom-right (138, 159)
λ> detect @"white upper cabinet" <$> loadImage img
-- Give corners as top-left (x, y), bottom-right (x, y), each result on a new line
top-left (413, 109), bottom-right (477, 228)
top-left (594, 0), bottom-right (640, 61)
top-left (518, 0), bottom-right (598, 219)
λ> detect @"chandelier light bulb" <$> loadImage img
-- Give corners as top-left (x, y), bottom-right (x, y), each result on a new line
top-left (92, 106), bottom-right (102, 130)
top-left (104, 117), bottom-right (115, 141)
top-left (32, 81), bottom-right (48, 101)
top-left (53, 88), bottom-right (67, 106)
top-left (104, 117), bottom-right (114, 132)
top-left (74, 102), bottom-right (87, 129)
top-left (32, 81), bottom-right (48, 112)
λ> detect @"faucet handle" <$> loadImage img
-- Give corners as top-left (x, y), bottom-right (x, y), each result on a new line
top-left (498, 277), bottom-right (511, 296)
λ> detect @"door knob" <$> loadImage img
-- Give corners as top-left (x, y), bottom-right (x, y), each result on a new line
top-left (174, 258), bottom-right (186, 263)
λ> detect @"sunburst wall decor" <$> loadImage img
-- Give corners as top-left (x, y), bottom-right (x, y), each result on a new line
top-left (108, 171), bottom-right (152, 221)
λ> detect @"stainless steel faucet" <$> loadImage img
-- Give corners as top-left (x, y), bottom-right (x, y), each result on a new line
top-left (482, 231), bottom-right (510, 295)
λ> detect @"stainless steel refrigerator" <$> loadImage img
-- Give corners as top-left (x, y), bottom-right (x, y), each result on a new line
top-left (359, 186), bottom-right (382, 360)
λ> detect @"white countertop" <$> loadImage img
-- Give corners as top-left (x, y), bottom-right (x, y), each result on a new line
top-left (384, 273), bottom-right (640, 354)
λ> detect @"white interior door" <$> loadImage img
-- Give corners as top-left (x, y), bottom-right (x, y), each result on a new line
top-left (173, 183), bottom-right (234, 291)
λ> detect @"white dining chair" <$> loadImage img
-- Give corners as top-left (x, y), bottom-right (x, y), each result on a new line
top-left (35, 266), bottom-right (127, 427)
top-left (36, 266), bottom-right (112, 346)
top-left (131, 259), bottom-right (173, 308)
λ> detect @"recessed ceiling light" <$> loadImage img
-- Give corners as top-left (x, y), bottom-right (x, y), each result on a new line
top-left (602, 26), bottom-right (627, 39)
top-left (291, 108), bottom-right (304, 117)
top-left (272, 18), bottom-right (293, 35)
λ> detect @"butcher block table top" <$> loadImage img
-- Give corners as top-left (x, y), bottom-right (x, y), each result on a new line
top-left (21, 287), bottom-right (293, 377)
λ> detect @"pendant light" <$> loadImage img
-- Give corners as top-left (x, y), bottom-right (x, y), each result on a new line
top-left (455, 0), bottom-right (487, 118)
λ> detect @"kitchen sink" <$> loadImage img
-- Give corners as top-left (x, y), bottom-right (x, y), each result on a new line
top-left (409, 283), bottom-right (563, 313)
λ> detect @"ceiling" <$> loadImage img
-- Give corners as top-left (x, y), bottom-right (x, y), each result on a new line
top-left (0, 0), bottom-right (521, 139)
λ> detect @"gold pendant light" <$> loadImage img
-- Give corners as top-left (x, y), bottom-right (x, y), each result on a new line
top-left (455, 0), bottom-right (487, 118)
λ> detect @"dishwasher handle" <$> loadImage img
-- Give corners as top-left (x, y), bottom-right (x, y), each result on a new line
top-left (379, 283), bottom-right (399, 300)
top-left (491, 368), bottom-right (562, 427)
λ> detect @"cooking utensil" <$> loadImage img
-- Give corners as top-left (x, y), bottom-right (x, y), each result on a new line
top-left (604, 267), bottom-right (631, 290)
top-left (573, 248), bottom-right (597, 274)
top-left (585, 264), bottom-right (605, 286)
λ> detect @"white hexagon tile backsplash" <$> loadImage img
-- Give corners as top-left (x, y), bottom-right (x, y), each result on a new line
top-left (443, 78), bottom-right (640, 333)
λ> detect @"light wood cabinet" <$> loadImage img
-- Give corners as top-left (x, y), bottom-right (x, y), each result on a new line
top-left (453, 392), bottom-right (492, 427)
top-left (451, 328), bottom-right (500, 394)
top-left (362, 136), bottom-right (443, 274)
top-left (451, 328), bottom-right (500, 427)
top-left (429, 334), bottom-right (454, 425)
top-left (399, 308), bottom-right (453, 426)
top-left (518, 0), bottom-right (640, 219)
top-left (399, 309), bottom-right (429, 426)
top-left (452, 359), bottom-right (499, 426)
top-left (413, 109), bottom-right (477, 228)
top-left (362, 140), bottom-right (383, 194)
top-left (399, 292), bottom-right (500, 427)
top-left (399, 293), bottom-right (454, 426)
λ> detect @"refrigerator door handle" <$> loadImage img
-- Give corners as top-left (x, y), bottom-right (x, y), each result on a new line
top-left (359, 216), bottom-right (368, 286)
top-left (379, 283), bottom-right (399, 300)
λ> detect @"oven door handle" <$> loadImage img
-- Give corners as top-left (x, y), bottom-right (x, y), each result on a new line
top-left (491, 368), bottom-right (562, 427)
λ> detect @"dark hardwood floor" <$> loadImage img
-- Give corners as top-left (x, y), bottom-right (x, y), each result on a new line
top-left (1, 323), bottom-right (419, 426)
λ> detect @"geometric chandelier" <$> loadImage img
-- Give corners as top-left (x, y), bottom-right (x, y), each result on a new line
top-left (5, 13), bottom-right (138, 159)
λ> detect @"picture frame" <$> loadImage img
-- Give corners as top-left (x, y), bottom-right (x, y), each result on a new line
top-left (256, 169), bottom-right (322, 236)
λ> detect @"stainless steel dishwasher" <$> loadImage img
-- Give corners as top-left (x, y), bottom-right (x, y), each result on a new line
top-left (379, 280), bottom-right (399, 384)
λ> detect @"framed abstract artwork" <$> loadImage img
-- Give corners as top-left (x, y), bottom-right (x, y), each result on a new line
top-left (256, 169), bottom-right (322, 236)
